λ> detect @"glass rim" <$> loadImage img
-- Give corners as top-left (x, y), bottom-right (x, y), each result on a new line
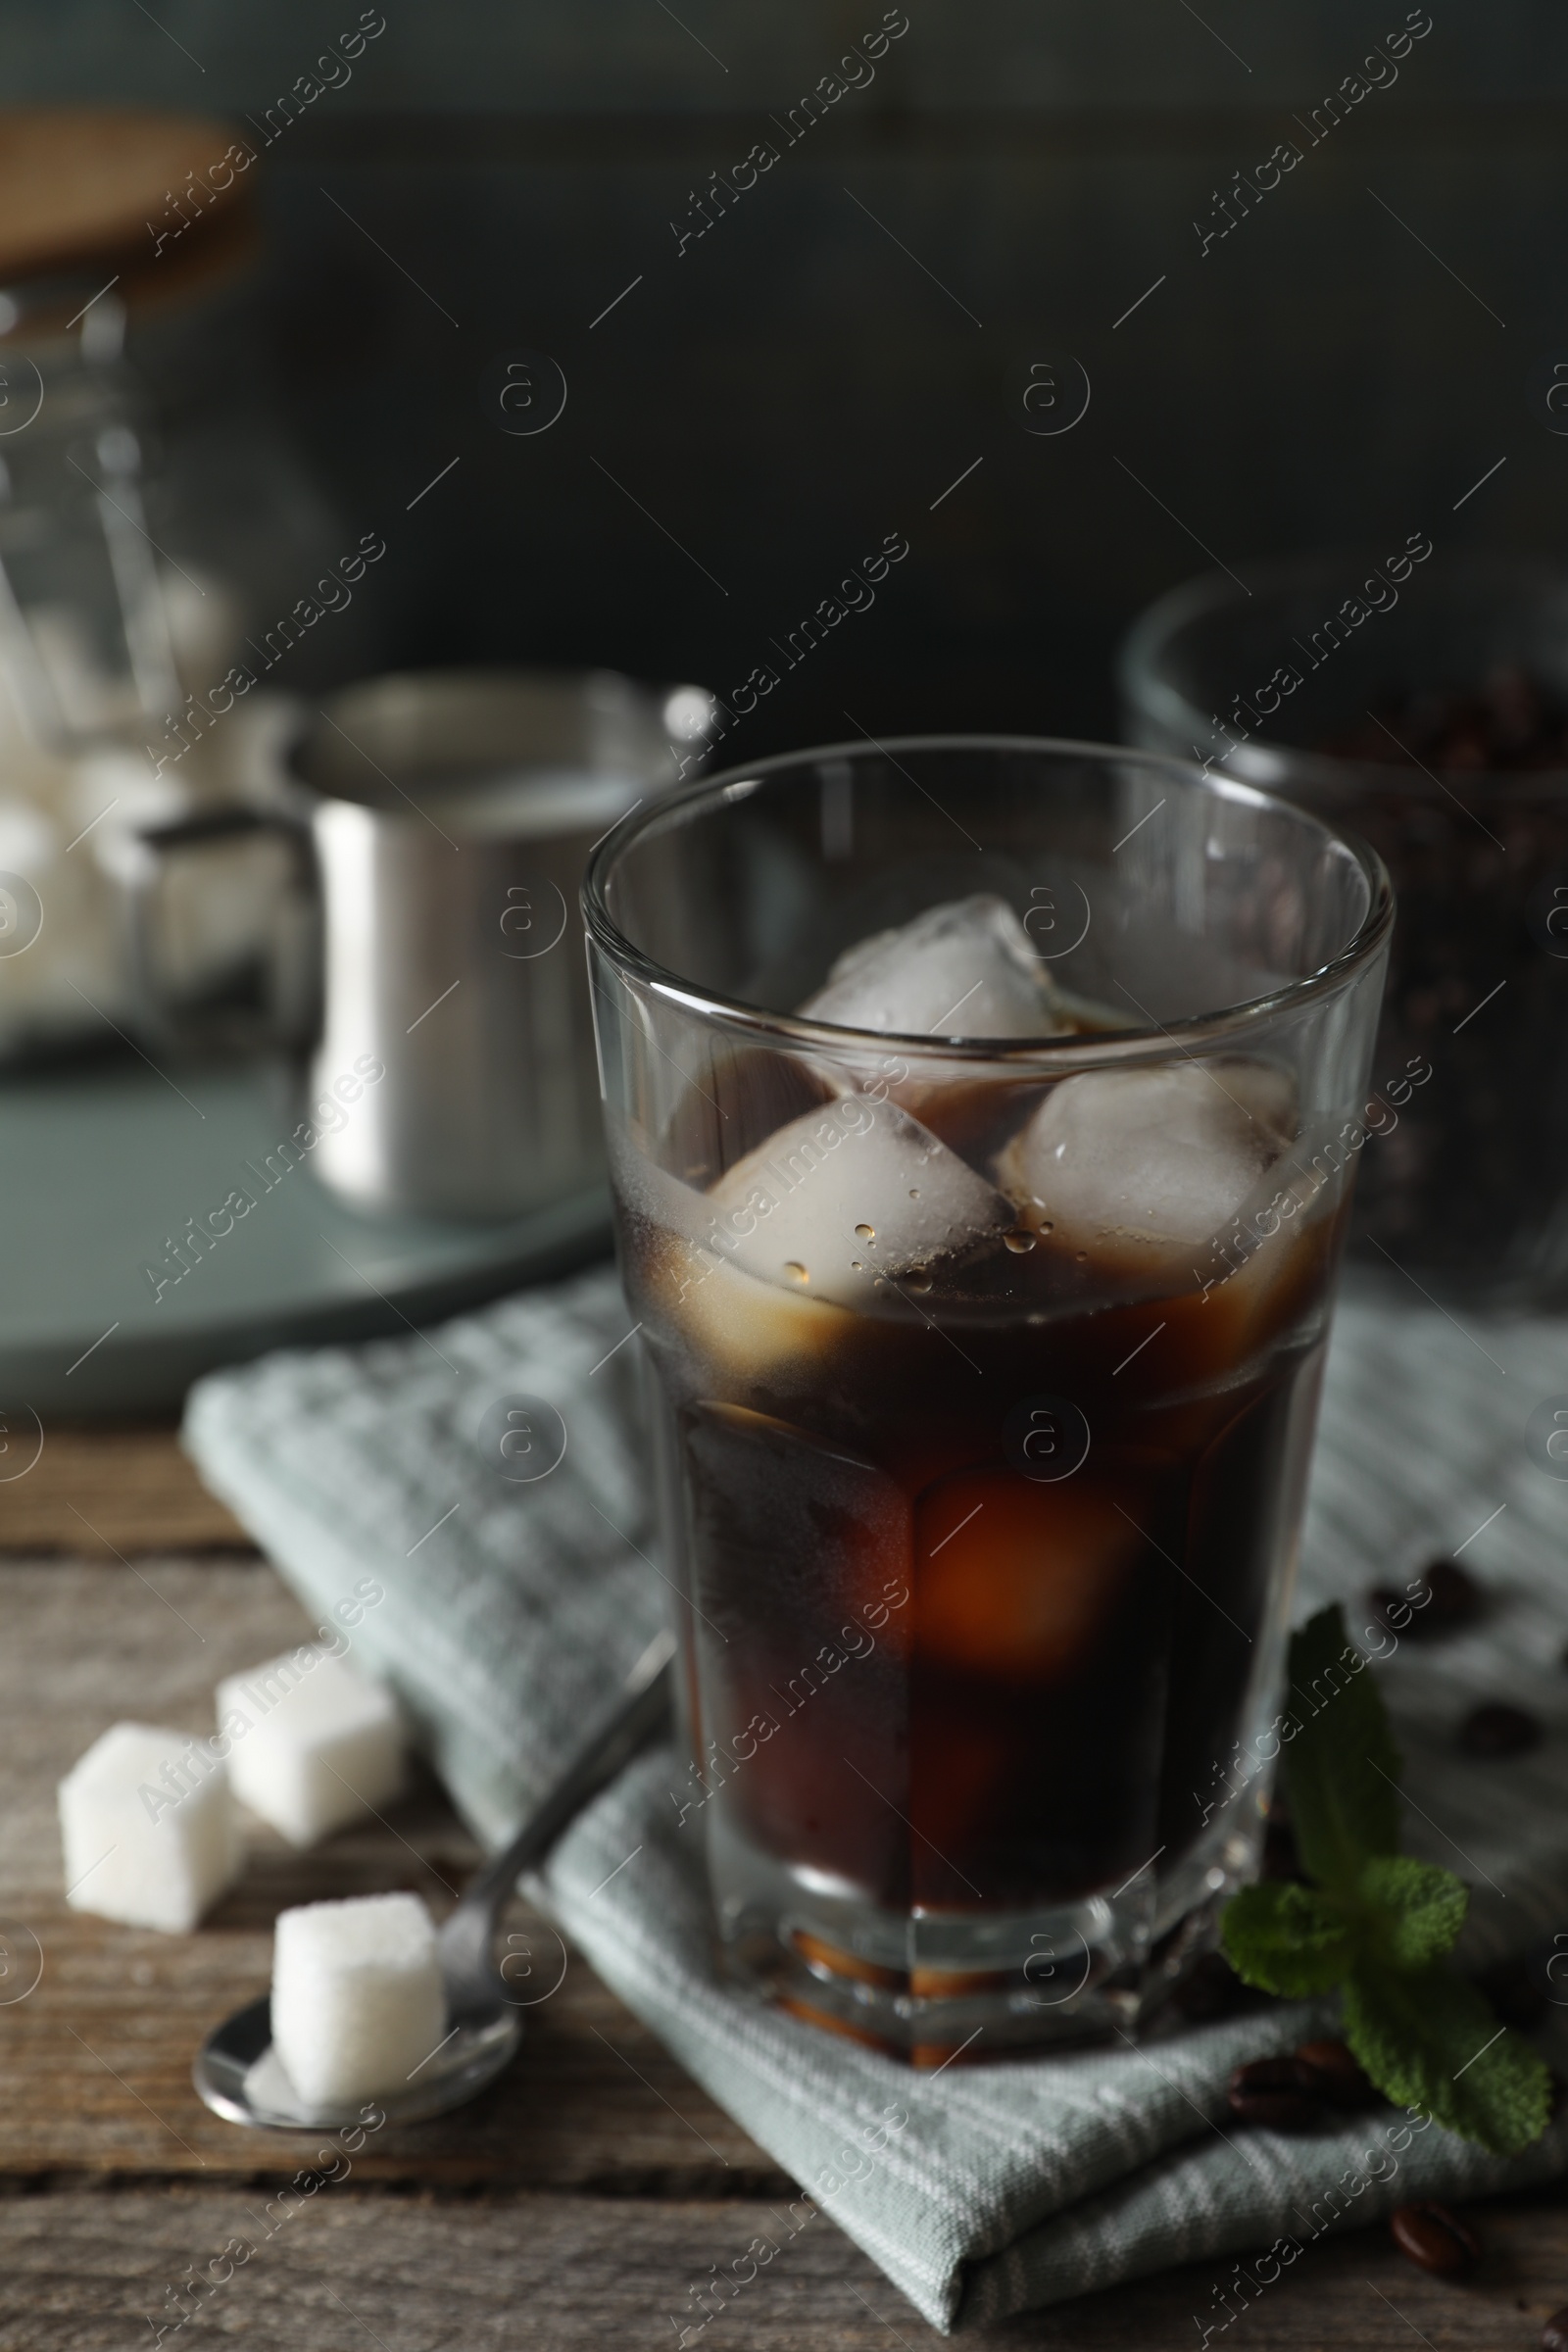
top-left (1118, 553), bottom-right (1568, 798)
top-left (581, 732), bottom-right (1395, 1064)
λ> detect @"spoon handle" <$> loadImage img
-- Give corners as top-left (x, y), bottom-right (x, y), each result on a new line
top-left (444, 1628), bottom-right (676, 1959)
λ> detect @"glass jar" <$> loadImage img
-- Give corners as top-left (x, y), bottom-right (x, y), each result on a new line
top-left (0, 108), bottom-right (373, 1063)
top-left (1119, 553), bottom-right (1568, 1299)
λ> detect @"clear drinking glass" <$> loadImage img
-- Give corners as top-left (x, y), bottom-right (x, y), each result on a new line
top-left (583, 737), bottom-right (1391, 2061)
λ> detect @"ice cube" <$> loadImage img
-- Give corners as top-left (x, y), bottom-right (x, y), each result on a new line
top-left (703, 1094), bottom-right (1012, 1308)
top-left (998, 1059), bottom-right (1292, 1275)
top-left (59, 1723), bottom-right (242, 1935)
top-left (799, 895), bottom-right (1072, 1040)
top-left (913, 1472), bottom-right (1142, 1681)
top-left (270, 1892), bottom-right (444, 2110)
top-left (652, 1235), bottom-right (850, 1392)
top-left (614, 1125), bottom-right (846, 1389)
top-left (217, 1646), bottom-right (406, 1850)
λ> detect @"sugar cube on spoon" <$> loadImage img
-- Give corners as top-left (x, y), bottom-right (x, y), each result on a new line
top-left (59, 1723), bottom-right (241, 1934)
top-left (270, 1892), bottom-right (444, 2109)
top-left (217, 1645), bottom-right (406, 1849)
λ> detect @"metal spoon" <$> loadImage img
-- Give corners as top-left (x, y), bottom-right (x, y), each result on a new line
top-left (193, 1629), bottom-right (675, 2131)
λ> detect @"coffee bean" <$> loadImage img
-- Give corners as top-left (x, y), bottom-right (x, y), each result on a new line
top-left (1423, 1558), bottom-right (1485, 1625)
top-left (1542, 2303), bottom-right (1568, 2350)
top-left (1390, 2200), bottom-right (1481, 2278)
top-left (1329, 672), bottom-right (1568, 773)
top-left (1459, 1701), bottom-right (1543, 1758)
top-left (1294, 2037), bottom-right (1378, 2109)
top-left (1373, 1557), bottom-right (1484, 1638)
top-left (1226, 2056), bottom-right (1324, 2132)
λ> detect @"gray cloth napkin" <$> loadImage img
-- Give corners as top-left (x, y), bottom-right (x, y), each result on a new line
top-left (184, 1268), bottom-right (1568, 2332)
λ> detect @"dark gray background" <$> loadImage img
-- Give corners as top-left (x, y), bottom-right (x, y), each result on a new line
top-left (19, 1), bottom-right (1560, 753)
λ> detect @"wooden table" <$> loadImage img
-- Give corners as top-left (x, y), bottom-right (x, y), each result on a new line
top-left (2, 1433), bottom-right (1564, 2350)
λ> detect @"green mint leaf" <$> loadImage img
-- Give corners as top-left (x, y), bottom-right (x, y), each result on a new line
top-left (1343, 1960), bottom-right (1553, 2156)
top-left (1281, 1602), bottom-right (1402, 1893)
top-left (1222, 1880), bottom-right (1356, 1995)
top-left (1217, 1603), bottom-right (1549, 2156)
top-left (1357, 1855), bottom-right (1468, 1969)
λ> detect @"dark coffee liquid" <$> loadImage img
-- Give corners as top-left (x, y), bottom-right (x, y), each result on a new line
top-left (620, 1062), bottom-right (1343, 1917)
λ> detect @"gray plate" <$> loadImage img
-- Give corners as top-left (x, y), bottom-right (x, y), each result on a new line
top-left (0, 1056), bottom-right (611, 1417)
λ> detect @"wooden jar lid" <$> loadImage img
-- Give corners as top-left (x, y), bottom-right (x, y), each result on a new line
top-left (0, 108), bottom-right (258, 321)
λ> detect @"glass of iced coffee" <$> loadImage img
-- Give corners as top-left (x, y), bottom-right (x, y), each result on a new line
top-left (583, 738), bottom-right (1391, 2061)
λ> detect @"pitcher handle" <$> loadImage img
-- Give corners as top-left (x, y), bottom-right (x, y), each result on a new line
top-left (116, 804), bottom-right (320, 1058)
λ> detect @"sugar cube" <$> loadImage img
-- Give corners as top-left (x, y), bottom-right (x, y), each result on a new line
top-left (59, 1722), bottom-right (241, 1935)
top-left (217, 1645), bottom-right (406, 1849)
top-left (270, 1892), bottom-right (444, 2110)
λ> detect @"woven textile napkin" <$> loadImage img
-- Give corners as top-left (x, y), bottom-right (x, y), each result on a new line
top-left (184, 1267), bottom-right (1568, 2331)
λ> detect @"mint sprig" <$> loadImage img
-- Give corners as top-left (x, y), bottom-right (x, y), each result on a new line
top-left (1220, 1602), bottom-right (1552, 2156)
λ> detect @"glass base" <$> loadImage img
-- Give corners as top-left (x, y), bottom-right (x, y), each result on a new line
top-left (711, 1801), bottom-right (1267, 2062)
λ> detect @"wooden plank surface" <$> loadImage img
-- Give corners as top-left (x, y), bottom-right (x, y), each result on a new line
top-left (3, 2183), bottom-right (1568, 2350)
top-left (2, 1437), bottom-right (1566, 2348)
top-left (0, 1425), bottom-right (247, 1555)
